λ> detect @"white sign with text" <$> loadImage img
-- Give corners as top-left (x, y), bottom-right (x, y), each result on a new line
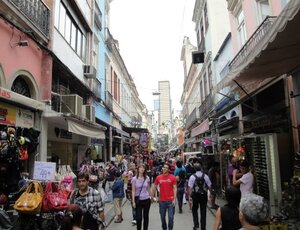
top-left (33, 161), bottom-right (56, 181)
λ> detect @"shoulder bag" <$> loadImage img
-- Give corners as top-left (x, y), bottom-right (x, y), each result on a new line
top-left (13, 181), bottom-right (43, 214)
top-left (134, 178), bottom-right (146, 206)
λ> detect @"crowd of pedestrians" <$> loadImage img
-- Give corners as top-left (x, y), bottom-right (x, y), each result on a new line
top-left (50, 151), bottom-right (269, 230)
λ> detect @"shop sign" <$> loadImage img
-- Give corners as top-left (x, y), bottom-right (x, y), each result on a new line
top-left (0, 102), bottom-right (16, 125)
top-left (60, 129), bottom-right (72, 139)
top-left (0, 87), bottom-right (45, 111)
top-left (33, 161), bottom-right (56, 181)
top-left (16, 108), bottom-right (34, 128)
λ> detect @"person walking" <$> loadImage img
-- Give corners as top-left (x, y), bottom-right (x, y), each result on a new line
top-left (111, 171), bottom-right (125, 223)
top-left (69, 172), bottom-right (105, 230)
top-left (188, 163), bottom-right (212, 230)
top-left (126, 168), bottom-right (137, 225)
top-left (213, 186), bottom-right (242, 230)
top-left (208, 162), bottom-right (220, 209)
top-left (152, 163), bottom-right (177, 230)
top-left (174, 161), bottom-right (186, 213)
top-left (132, 164), bottom-right (153, 230)
top-left (233, 160), bottom-right (254, 197)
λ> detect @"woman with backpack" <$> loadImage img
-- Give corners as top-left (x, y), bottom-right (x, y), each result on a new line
top-left (174, 161), bottom-right (186, 213)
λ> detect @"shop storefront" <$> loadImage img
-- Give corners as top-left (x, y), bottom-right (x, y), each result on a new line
top-left (0, 90), bottom-right (44, 194)
top-left (44, 113), bottom-right (106, 171)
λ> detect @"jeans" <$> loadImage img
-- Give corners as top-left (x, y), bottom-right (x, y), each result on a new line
top-left (192, 193), bottom-right (208, 230)
top-left (159, 201), bottom-right (175, 230)
top-left (177, 187), bottom-right (184, 211)
top-left (136, 198), bottom-right (151, 230)
top-left (132, 205), bottom-right (136, 220)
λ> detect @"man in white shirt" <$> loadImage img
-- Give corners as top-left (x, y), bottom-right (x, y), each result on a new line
top-left (233, 160), bottom-right (254, 197)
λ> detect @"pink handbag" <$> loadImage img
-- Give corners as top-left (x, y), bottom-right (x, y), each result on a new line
top-left (42, 181), bottom-right (68, 213)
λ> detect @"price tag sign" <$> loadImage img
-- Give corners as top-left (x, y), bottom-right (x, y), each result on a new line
top-left (33, 161), bottom-right (56, 181)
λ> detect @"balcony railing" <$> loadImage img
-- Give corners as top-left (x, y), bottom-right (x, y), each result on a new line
top-left (105, 91), bottom-right (113, 111)
top-left (229, 16), bottom-right (277, 70)
top-left (185, 107), bottom-right (198, 129)
top-left (199, 93), bottom-right (213, 118)
top-left (9, 0), bottom-right (49, 37)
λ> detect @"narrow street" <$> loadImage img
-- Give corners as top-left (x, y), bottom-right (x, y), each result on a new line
top-left (107, 200), bottom-right (216, 230)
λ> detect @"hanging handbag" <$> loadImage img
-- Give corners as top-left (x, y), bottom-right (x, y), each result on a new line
top-left (134, 178), bottom-right (146, 206)
top-left (42, 181), bottom-right (68, 213)
top-left (19, 146), bottom-right (28, 160)
top-left (13, 181), bottom-right (43, 214)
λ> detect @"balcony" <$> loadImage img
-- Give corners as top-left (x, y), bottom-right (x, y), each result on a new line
top-left (185, 107), bottom-right (199, 129)
top-left (105, 91), bottom-right (113, 111)
top-left (229, 16), bottom-right (277, 71)
top-left (199, 93), bottom-right (213, 118)
top-left (7, 0), bottom-right (50, 37)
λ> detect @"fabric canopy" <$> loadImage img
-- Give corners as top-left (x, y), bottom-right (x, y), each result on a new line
top-left (67, 118), bottom-right (106, 139)
top-left (213, 0), bottom-right (300, 93)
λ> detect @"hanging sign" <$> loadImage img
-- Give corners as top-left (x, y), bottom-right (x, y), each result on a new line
top-left (33, 161), bottom-right (56, 181)
top-left (16, 108), bottom-right (34, 128)
top-left (0, 102), bottom-right (16, 125)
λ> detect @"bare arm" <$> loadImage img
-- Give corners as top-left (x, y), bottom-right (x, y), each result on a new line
top-left (132, 180), bottom-right (136, 207)
top-left (213, 207), bottom-right (221, 230)
top-left (233, 169), bottom-right (242, 186)
top-left (172, 184), bottom-right (177, 206)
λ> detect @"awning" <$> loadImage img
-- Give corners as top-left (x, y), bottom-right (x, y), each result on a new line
top-left (67, 118), bottom-right (105, 139)
top-left (191, 119), bottom-right (210, 137)
top-left (43, 111), bottom-right (106, 139)
top-left (213, 0), bottom-right (300, 93)
top-left (114, 128), bottom-right (130, 138)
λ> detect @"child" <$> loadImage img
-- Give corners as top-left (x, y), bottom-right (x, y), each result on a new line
top-left (111, 171), bottom-right (125, 223)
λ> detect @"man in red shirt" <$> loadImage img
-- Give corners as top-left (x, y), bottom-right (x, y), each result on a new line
top-left (153, 163), bottom-right (177, 230)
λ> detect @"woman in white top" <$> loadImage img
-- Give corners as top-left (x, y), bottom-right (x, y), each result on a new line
top-left (233, 160), bottom-right (254, 197)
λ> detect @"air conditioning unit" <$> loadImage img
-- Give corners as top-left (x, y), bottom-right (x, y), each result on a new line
top-left (83, 105), bottom-right (95, 122)
top-left (83, 65), bottom-right (97, 79)
top-left (61, 94), bottom-right (83, 116)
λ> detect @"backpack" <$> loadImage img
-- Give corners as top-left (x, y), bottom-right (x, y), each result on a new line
top-left (177, 170), bottom-right (186, 188)
top-left (192, 173), bottom-right (207, 195)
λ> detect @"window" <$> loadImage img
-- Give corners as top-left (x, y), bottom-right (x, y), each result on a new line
top-left (114, 72), bottom-right (117, 100)
top-left (56, 2), bottom-right (86, 60)
top-left (203, 72), bottom-right (208, 98)
top-left (207, 63), bottom-right (212, 90)
top-left (237, 9), bottom-right (247, 47)
top-left (200, 80), bottom-right (204, 102)
top-left (92, 37), bottom-right (99, 69)
top-left (197, 20), bottom-right (205, 50)
top-left (204, 3), bottom-right (209, 32)
top-left (257, 0), bottom-right (270, 24)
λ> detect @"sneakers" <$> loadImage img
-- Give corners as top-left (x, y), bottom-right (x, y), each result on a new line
top-left (132, 220), bottom-right (137, 225)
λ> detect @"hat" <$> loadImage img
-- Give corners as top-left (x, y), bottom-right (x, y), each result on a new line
top-left (239, 193), bottom-right (268, 225)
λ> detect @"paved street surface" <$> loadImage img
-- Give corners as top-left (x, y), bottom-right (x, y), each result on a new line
top-left (107, 200), bottom-right (216, 230)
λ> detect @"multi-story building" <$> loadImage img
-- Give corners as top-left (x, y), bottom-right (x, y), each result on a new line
top-left (158, 81), bottom-right (171, 134)
top-left (206, 0), bottom-right (300, 215)
top-left (181, 0), bottom-right (230, 152)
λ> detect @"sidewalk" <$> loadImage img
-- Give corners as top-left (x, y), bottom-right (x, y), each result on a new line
top-left (104, 199), bottom-right (127, 227)
top-left (207, 196), bottom-right (227, 217)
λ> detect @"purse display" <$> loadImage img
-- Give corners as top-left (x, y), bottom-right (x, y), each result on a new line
top-left (42, 181), bottom-right (68, 213)
top-left (13, 181), bottom-right (43, 214)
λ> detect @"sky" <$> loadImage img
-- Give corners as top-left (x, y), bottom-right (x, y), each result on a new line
top-left (109, 0), bottom-right (196, 111)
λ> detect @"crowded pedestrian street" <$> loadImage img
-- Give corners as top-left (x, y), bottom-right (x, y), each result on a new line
top-left (107, 200), bottom-right (215, 229)
top-left (1, 0), bottom-right (300, 229)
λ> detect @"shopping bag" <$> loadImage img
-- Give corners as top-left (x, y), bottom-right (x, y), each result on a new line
top-left (42, 181), bottom-right (68, 213)
top-left (13, 181), bottom-right (43, 214)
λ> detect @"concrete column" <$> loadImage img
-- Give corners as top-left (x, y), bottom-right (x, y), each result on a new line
top-left (109, 126), bottom-right (112, 160)
top-left (120, 137), bottom-right (124, 154)
top-left (39, 117), bottom-right (48, 162)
